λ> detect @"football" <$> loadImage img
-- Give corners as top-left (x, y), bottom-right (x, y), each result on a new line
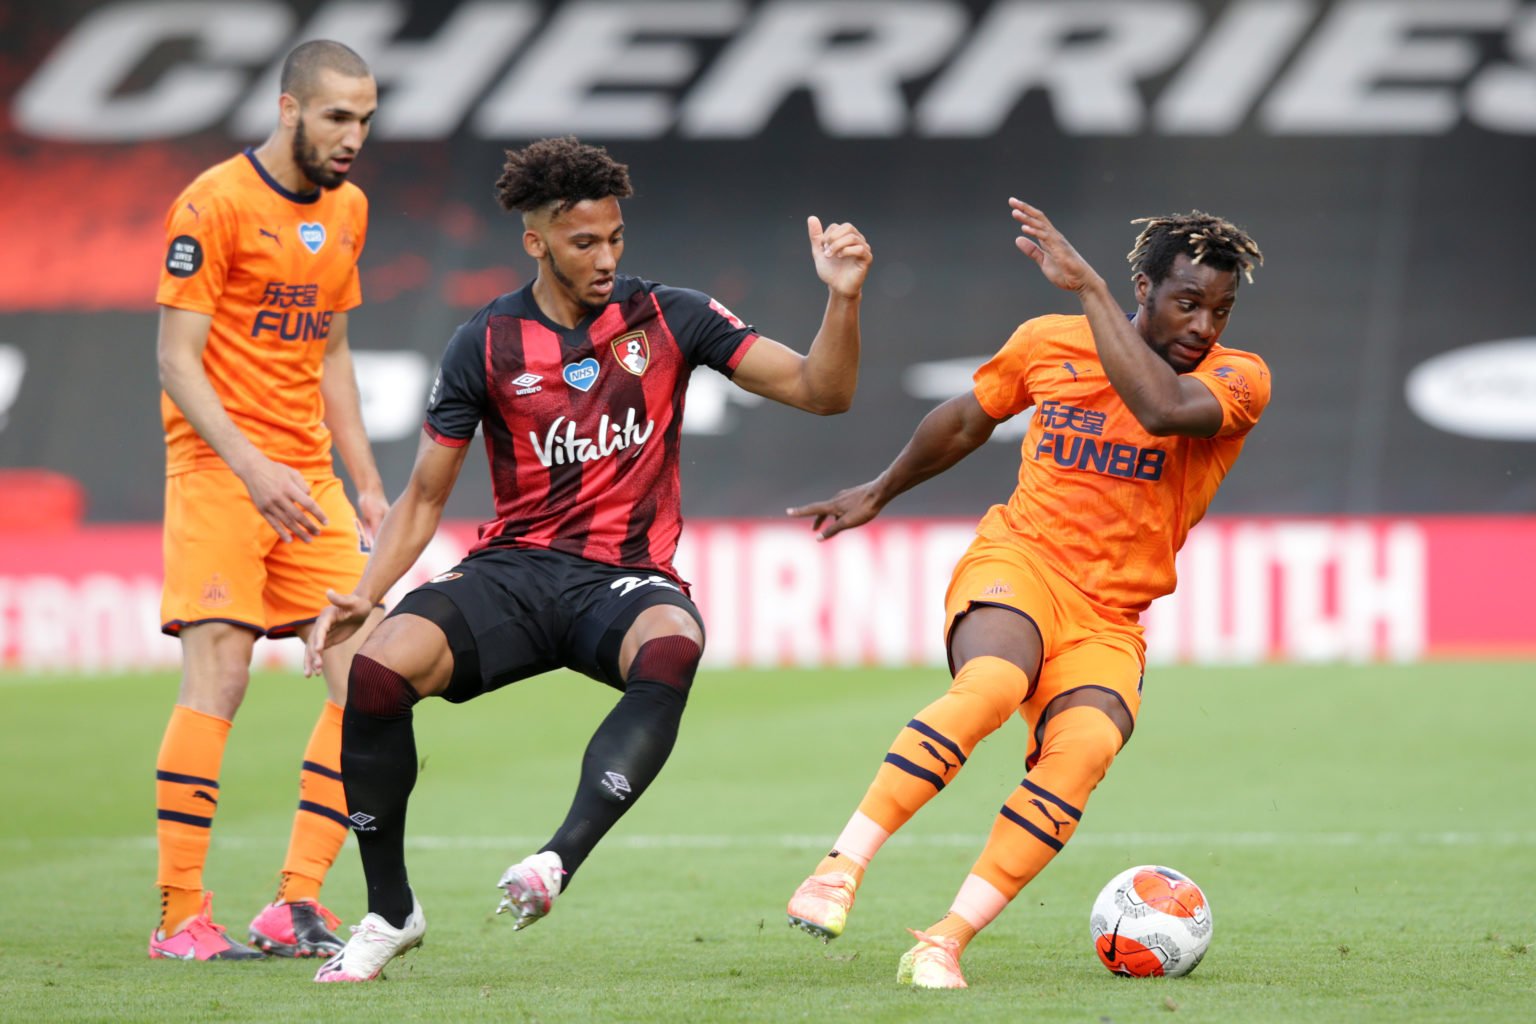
top-left (1090, 865), bottom-right (1213, 977)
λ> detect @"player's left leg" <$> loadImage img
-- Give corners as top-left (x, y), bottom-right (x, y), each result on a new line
top-left (253, 476), bottom-right (380, 956)
top-left (788, 554), bottom-right (1048, 944)
top-left (498, 585), bottom-right (704, 930)
top-left (904, 635), bottom-right (1142, 989)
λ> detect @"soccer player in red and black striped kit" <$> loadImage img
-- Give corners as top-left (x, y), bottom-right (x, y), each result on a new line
top-left (304, 136), bottom-right (872, 982)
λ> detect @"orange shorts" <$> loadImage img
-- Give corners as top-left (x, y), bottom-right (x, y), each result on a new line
top-left (944, 536), bottom-right (1146, 759)
top-left (161, 467), bottom-right (368, 638)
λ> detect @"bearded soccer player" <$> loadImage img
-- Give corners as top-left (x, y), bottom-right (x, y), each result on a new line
top-left (302, 136), bottom-right (871, 982)
top-left (784, 200), bottom-right (1268, 988)
top-left (150, 41), bottom-right (388, 961)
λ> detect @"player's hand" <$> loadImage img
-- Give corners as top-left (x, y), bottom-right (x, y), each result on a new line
top-left (787, 480), bottom-right (884, 541)
top-left (237, 454), bottom-right (328, 543)
top-left (808, 216), bottom-right (871, 300)
top-left (1010, 199), bottom-right (1096, 293)
top-left (356, 488), bottom-right (389, 547)
top-left (302, 589), bottom-right (372, 677)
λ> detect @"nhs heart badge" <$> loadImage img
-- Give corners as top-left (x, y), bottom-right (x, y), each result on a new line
top-left (563, 358), bottom-right (599, 392)
top-left (298, 222), bottom-right (326, 253)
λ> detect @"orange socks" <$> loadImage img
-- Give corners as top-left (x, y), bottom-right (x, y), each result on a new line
top-left (155, 705), bottom-right (231, 932)
top-left (921, 910), bottom-right (980, 954)
top-left (279, 700), bottom-right (348, 900)
top-left (856, 656), bottom-right (1031, 834)
top-left (970, 706), bottom-right (1123, 901)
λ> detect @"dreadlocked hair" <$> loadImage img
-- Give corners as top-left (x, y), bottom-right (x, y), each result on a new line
top-left (1126, 211), bottom-right (1263, 286)
top-left (494, 136), bottom-right (633, 215)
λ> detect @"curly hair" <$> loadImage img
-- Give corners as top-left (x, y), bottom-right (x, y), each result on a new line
top-left (494, 136), bottom-right (633, 216)
top-left (1127, 211), bottom-right (1263, 286)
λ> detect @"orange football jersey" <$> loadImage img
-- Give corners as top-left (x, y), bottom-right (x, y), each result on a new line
top-left (156, 149), bottom-right (367, 475)
top-left (971, 313), bottom-right (1270, 616)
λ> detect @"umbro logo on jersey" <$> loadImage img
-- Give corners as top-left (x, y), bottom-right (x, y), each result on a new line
top-left (298, 222), bottom-right (326, 253)
top-left (562, 358), bottom-right (599, 392)
top-left (348, 812), bottom-right (377, 831)
top-left (513, 371), bottom-right (543, 396)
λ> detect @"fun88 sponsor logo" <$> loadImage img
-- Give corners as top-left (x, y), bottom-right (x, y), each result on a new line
top-left (1034, 431), bottom-right (1165, 480)
top-left (1031, 399), bottom-right (1165, 481)
top-left (250, 281), bottom-right (333, 342)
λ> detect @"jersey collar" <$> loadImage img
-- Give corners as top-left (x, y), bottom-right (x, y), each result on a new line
top-left (243, 147), bottom-right (321, 205)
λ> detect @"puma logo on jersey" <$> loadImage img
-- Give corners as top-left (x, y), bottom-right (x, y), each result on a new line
top-left (258, 227), bottom-right (282, 247)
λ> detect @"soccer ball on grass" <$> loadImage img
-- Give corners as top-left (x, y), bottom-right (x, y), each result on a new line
top-left (1089, 864), bottom-right (1212, 977)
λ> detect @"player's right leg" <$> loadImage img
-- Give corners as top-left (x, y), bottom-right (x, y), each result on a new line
top-left (151, 621), bottom-right (265, 960)
top-left (314, 598), bottom-right (457, 982)
top-left (308, 595), bottom-right (457, 982)
top-left (155, 471), bottom-right (274, 960)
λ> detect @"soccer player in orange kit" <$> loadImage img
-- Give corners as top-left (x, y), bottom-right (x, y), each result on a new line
top-left (149, 40), bottom-right (387, 961)
top-left (785, 200), bottom-right (1268, 989)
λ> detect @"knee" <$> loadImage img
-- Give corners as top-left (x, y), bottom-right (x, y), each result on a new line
top-left (626, 635), bottom-right (702, 696)
top-left (347, 654), bottom-right (420, 719)
top-left (1038, 706), bottom-right (1124, 785)
top-left (951, 656), bottom-right (1033, 729)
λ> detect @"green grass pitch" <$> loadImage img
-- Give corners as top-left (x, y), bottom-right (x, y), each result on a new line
top-left (3, 661), bottom-right (1533, 1022)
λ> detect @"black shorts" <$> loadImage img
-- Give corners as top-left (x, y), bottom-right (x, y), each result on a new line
top-left (388, 545), bottom-right (703, 703)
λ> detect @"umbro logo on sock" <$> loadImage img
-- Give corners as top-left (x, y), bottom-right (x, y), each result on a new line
top-left (601, 772), bottom-right (632, 800)
top-left (348, 812), bottom-right (378, 831)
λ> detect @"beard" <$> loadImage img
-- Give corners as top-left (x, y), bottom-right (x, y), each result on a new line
top-left (546, 249), bottom-right (597, 309)
top-left (292, 117), bottom-right (348, 191)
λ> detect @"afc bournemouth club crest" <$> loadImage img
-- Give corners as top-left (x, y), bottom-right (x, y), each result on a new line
top-left (612, 331), bottom-right (650, 376)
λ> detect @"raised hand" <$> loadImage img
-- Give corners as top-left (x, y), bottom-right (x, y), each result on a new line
top-left (807, 216), bottom-right (872, 299)
top-left (787, 479), bottom-right (885, 541)
top-left (1010, 198), bottom-right (1097, 293)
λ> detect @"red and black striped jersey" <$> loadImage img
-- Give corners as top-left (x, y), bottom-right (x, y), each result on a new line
top-left (426, 275), bottom-right (759, 583)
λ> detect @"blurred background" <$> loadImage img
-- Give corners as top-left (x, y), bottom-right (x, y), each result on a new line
top-left (1, 0), bottom-right (1532, 668)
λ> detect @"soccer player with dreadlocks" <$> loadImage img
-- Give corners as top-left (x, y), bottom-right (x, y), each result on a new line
top-left (784, 199), bottom-right (1268, 989)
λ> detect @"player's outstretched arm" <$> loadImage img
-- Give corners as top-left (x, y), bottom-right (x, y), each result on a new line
top-left (788, 392), bottom-right (1000, 540)
top-left (730, 216), bottom-right (871, 415)
top-left (303, 432), bottom-right (470, 676)
top-left (1010, 198), bottom-right (1220, 437)
top-left (157, 305), bottom-right (327, 543)
top-left (320, 312), bottom-right (389, 539)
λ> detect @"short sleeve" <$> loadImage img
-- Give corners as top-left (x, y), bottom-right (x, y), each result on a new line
top-left (155, 186), bottom-right (234, 314)
top-left (335, 190), bottom-right (367, 312)
top-left (1189, 349), bottom-right (1271, 438)
top-left (971, 321), bottom-right (1038, 419)
top-left (423, 312), bottom-right (489, 446)
top-left (652, 286), bottom-right (758, 376)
